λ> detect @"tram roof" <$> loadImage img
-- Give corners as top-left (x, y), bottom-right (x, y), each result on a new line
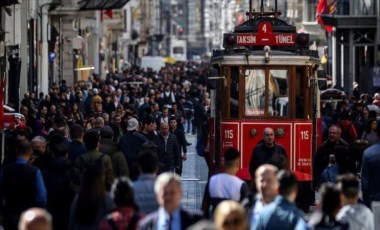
top-left (211, 50), bottom-right (320, 66)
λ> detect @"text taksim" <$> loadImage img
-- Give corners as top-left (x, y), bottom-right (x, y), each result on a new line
top-left (237, 35), bottom-right (256, 44)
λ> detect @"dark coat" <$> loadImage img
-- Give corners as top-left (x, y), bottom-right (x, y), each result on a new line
top-left (43, 157), bottom-right (75, 230)
top-left (67, 140), bottom-right (87, 164)
top-left (249, 142), bottom-right (287, 179)
top-left (313, 139), bottom-right (352, 188)
top-left (137, 207), bottom-right (204, 230)
top-left (99, 138), bottom-right (129, 178)
top-left (361, 141), bottom-right (380, 207)
top-left (118, 130), bottom-right (147, 180)
top-left (155, 133), bottom-right (181, 172)
top-left (118, 131), bottom-right (147, 166)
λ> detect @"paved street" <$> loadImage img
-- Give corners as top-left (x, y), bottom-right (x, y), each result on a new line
top-left (181, 133), bottom-right (209, 211)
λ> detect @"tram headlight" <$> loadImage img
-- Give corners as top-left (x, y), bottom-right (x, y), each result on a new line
top-left (264, 46), bottom-right (271, 63)
top-left (223, 33), bottom-right (236, 48)
top-left (296, 33), bottom-right (310, 48)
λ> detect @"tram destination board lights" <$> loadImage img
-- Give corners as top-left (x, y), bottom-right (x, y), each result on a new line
top-left (223, 22), bottom-right (309, 49)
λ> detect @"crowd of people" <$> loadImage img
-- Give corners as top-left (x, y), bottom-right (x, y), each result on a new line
top-left (0, 57), bottom-right (379, 230)
top-left (0, 61), bottom-right (211, 230)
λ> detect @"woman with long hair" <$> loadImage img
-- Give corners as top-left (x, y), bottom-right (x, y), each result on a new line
top-left (308, 183), bottom-right (348, 229)
top-left (361, 118), bottom-right (377, 146)
top-left (68, 164), bottom-right (114, 230)
top-left (99, 177), bottom-right (142, 230)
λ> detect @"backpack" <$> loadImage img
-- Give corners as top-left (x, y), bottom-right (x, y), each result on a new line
top-left (183, 101), bottom-right (194, 118)
top-left (340, 122), bottom-right (354, 144)
top-left (70, 153), bottom-right (106, 190)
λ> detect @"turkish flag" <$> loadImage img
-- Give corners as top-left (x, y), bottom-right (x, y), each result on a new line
top-left (316, 0), bottom-right (333, 32)
top-left (101, 10), bottom-right (113, 22)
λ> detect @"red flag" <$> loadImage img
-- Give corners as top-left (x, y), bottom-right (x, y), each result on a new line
top-left (316, 0), bottom-right (333, 32)
top-left (316, 0), bottom-right (327, 24)
top-left (100, 10), bottom-right (113, 22)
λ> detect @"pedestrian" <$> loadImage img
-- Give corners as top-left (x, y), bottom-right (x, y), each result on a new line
top-left (248, 164), bottom-right (279, 228)
top-left (361, 122), bottom-right (380, 207)
top-left (67, 123), bottom-right (87, 163)
top-left (31, 135), bottom-right (51, 170)
top-left (307, 183), bottom-right (348, 229)
top-left (68, 164), bottom-right (114, 230)
top-left (169, 116), bottom-right (188, 175)
top-left (118, 117), bottom-right (148, 180)
top-left (214, 200), bottom-right (248, 230)
top-left (44, 141), bottom-right (75, 230)
top-left (252, 170), bottom-right (305, 230)
top-left (0, 140), bottom-right (47, 230)
top-left (313, 125), bottom-right (353, 189)
top-left (137, 172), bottom-right (204, 230)
top-left (155, 122), bottom-right (181, 174)
top-left (133, 149), bottom-right (160, 214)
top-left (18, 208), bottom-right (52, 230)
top-left (336, 173), bottom-right (374, 230)
top-left (202, 147), bottom-right (248, 217)
top-left (99, 125), bottom-right (129, 178)
top-left (141, 116), bottom-right (157, 141)
top-left (249, 127), bottom-right (287, 180)
top-left (99, 177), bottom-right (142, 230)
top-left (74, 130), bottom-right (114, 191)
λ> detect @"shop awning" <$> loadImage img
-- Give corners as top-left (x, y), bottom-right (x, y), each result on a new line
top-left (78, 0), bottom-right (130, 10)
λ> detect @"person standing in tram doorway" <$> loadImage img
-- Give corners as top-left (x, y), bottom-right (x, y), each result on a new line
top-left (249, 127), bottom-right (288, 180)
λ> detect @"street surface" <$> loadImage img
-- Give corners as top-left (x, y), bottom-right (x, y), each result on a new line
top-left (181, 133), bottom-right (208, 210)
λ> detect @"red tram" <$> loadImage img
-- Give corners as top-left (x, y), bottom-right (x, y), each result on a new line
top-left (207, 1), bottom-right (326, 206)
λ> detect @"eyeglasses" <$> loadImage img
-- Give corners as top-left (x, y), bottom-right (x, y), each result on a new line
top-left (223, 218), bottom-right (242, 227)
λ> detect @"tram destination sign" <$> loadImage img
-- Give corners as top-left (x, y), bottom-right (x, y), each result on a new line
top-left (236, 22), bottom-right (296, 46)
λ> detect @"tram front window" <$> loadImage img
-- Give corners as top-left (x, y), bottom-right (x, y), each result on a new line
top-left (271, 70), bottom-right (289, 117)
top-left (245, 69), bottom-right (266, 116)
top-left (244, 69), bottom-right (289, 117)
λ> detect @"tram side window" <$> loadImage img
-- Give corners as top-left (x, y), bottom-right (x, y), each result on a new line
top-left (270, 70), bottom-right (289, 117)
top-left (245, 69), bottom-right (266, 116)
top-left (230, 67), bottom-right (239, 118)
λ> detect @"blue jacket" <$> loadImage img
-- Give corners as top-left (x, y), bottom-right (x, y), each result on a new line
top-left (252, 196), bottom-right (304, 230)
top-left (361, 141), bottom-right (380, 207)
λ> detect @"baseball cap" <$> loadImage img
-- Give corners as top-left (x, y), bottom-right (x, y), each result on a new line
top-left (127, 118), bottom-right (139, 131)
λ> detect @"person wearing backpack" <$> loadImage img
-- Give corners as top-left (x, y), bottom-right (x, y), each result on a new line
top-left (313, 125), bottom-right (354, 191)
top-left (75, 130), bottom-right (115, 191)
top-left (99, 177), bottom-right (142, 230)
top-left (339, 110), bottom-right (358, 145)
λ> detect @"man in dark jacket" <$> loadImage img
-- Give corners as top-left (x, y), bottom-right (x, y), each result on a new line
top-left (118, 117), bottom-right (147, 180)
top-left (99, 126), bottom-right (129, 178)
top-left (361, 123), bottom-right (380, 207)
top-left (43, 141), bottom-right (75, 230)
top-left (249, 127), bottom-right (288, 180)
top-left (0, 140), bottom-right (47, 230)
top-left (155, 122), bottom-right (181, 174)
top-left (75, 130), bottom-right (115, 191)
top-left (67, 124), bottom-right (87, 163)
top-left (169, 116), bottom-right (188, 175)
top-left (313, 125), bottom-right (353, 189)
